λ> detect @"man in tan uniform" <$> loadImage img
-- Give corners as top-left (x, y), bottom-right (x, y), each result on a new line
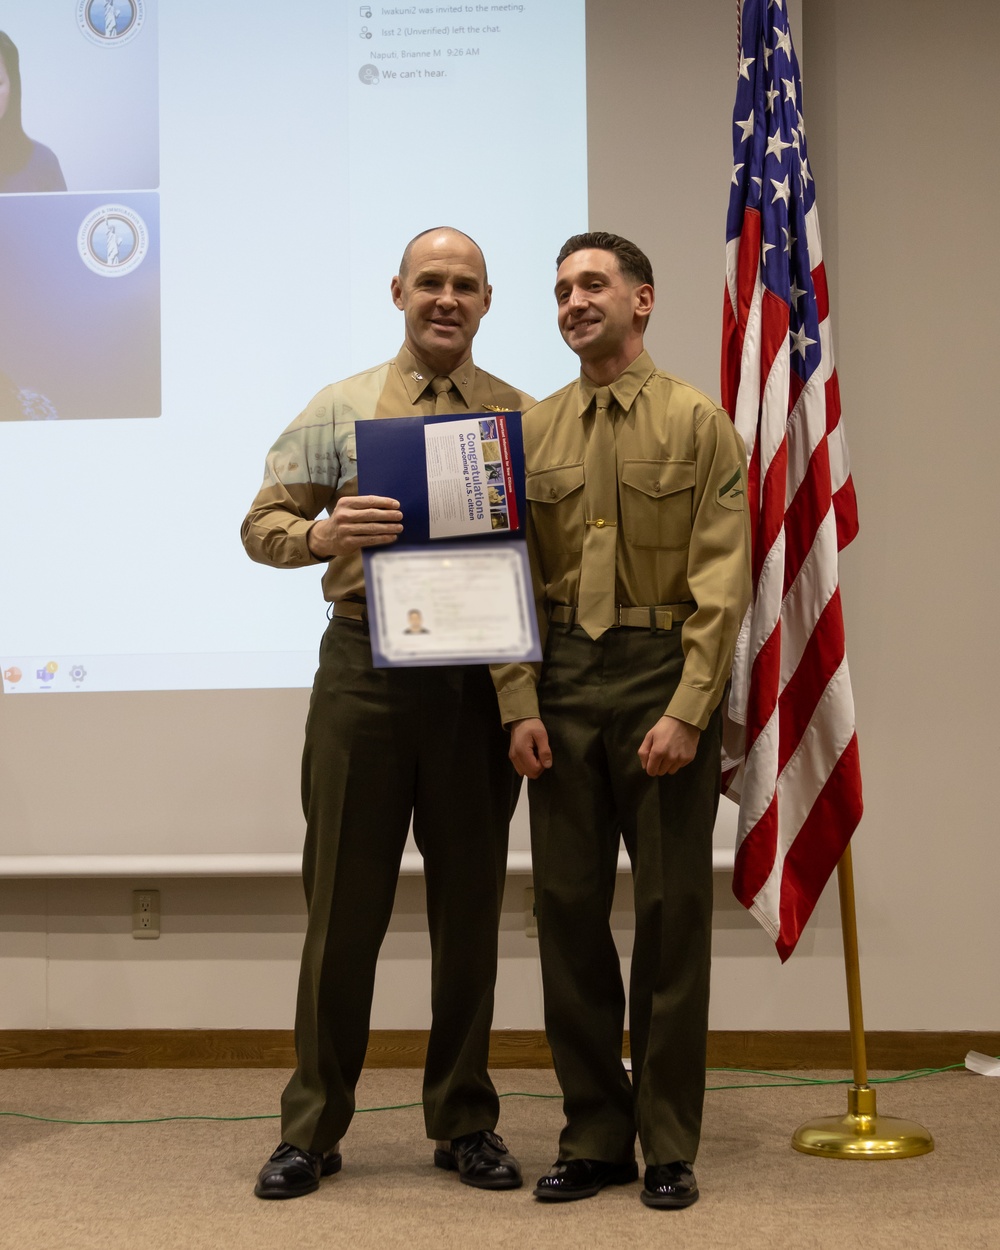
top-left (494, 232), bottom-right (750, 1209)
top-left (243, 227), bottom-right (531, 1199)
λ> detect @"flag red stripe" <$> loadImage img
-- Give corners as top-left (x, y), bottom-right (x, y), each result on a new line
top-left (743, 621), bottom-right (780, 757)
top-left (753, 437), bottom-right (788, 585)
top-left (758, 289), bottom-right (789, 405)
top-left (721, 289), bottom-right (742, 415)
top-left (824, 370), bottom-right (841, 435)
top-left (833, 477), bottom-right (860, 549)
top-left (782, 440), bottom-right (831, 595)
top-left (776, 590), bottom-right (846, 774)
top-left (812, 260), bottom-right (830, 323)
top-left (737, 210), bottom-right (762, 327)
top-left (775, 734), bottom-right (863, 962)
top-left (733, 792), bottom-right (779, 907)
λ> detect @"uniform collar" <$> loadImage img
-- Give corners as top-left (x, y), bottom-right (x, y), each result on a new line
top-left (395, 345), bottom-right (476, 408)
top-left (576, 349), bottom-right (656, 418)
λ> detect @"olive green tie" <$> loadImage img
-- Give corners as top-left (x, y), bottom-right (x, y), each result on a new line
top-left (577, 386), bottom-right (618, 639)
top-left (431, 375), bottom-right (454, 413)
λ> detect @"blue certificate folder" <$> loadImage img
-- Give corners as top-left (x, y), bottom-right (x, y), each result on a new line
top-left (355, 411), bottom-right (527, 544)
top-left (355, 412), bottom-right (541, 668)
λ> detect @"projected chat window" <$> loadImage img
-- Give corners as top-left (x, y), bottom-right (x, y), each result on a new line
top-left (356, 2), bottom-right (527, 85)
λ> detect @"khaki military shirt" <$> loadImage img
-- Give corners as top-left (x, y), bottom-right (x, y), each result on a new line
top-left (493, 350), bottom-right (751, 730)
top-left (241, 345), bottom-right (533, 601)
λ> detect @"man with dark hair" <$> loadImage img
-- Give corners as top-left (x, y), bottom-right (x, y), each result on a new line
top-left (243, 227), bottom-right (531, 1200)
top-left (494, 231), bottom-right (750, 1208)
top-left (555, 230), bottom-right (654, 289)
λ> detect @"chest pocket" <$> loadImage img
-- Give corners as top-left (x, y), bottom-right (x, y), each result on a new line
top-left (527, 463), bottom-right (585, 554)
top-left (620, 459), bottom-right (695, 550)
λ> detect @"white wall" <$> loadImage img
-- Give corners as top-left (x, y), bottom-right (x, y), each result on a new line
top-left (2, 0), bottom-right (997, 1035)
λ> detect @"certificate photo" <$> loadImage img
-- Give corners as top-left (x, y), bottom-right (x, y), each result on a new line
top-left (364, 544), bottom-right (541, 668)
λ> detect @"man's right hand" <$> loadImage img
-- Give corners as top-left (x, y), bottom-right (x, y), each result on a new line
top-left (509, 717), bottom-right (553, 779)
top-left (306, 495), bottom-right (403, 559)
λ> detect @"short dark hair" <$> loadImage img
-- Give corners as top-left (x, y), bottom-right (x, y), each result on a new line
top-left (556, 231), bottom-right (654, 289)
top-left (398, 226), bottom-right (488, 285)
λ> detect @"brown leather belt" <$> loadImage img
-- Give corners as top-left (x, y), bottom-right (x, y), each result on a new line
top-left (548, 603), bottom-right (696, 630)
top-left (331, 600), bottom-right (367, 622)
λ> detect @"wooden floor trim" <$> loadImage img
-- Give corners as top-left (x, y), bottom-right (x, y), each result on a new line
top-left (1, 1029), bottom-right (996, 1071)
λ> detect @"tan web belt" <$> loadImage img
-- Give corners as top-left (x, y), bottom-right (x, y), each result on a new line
top-left (548, 602), bottom-right (696, 631)
top-left (331, 599), bottom-right (367, 622)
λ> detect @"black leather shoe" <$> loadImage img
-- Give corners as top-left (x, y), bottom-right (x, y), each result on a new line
top-left (433, 1130), bottom-right (523, 1189)
top-left (533, 1157), bottom-right (639, 1202)
top-left (640, 1160), bottom-right (699, 1209)
top-left (253, 1140), bottom-right (342, 1199)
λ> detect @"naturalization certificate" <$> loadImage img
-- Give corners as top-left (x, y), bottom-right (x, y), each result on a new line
top-left (363, 544), bottom-right (540, 668)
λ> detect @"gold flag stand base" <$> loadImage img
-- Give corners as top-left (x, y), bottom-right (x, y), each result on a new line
top-left (792, 1084), bottom-right (934, 1159)
top-left (790, 847), bottom-right (934, 1161)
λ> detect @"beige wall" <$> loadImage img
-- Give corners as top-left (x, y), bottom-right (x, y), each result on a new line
top-left (2, 0), bottom-right (998, 1035)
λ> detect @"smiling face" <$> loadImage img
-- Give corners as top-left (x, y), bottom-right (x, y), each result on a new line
top-left (555, 247), bottom-right (654, 381)
top-left (391, 229), bottom-right (492, 375)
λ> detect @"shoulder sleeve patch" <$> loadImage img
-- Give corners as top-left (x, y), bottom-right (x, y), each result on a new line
top-left (717, 466), bottom-right (746, 510)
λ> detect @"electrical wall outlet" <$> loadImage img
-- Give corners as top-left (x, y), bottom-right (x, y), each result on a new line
top-left (132, 889), bottom-right (160, 939)
top-left (524, 886), bottom-right (537, 939)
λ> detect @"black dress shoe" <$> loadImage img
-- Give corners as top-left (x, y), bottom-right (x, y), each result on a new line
top-left (533, 1157), bottom-right (639, 1202)
top-left (640, 1160), bottom-right (699, 1209)
top-left (253, 1140), bottom-right (342, 1199)
top-left (433, 1129), bottom-right (523, 1189)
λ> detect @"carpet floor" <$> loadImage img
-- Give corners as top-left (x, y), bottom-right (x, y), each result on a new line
top-left (2, 1066), bottom-right (997, 1249)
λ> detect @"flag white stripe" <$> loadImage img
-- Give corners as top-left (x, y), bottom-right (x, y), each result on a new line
top-left (804, 203), bottom-right (823, 267)
top-left (734, 276), bottom-right (766, 458)
top-left (784, 371), bottom-right (829, 508)
top-left (828, 419), bottom-right (852, 496)
top-left (777, 513), bottom-right (840, 691)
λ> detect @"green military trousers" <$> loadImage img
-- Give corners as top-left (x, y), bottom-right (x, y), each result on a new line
top-left (530, 621), bottom-right (721, 1167)
top-left (280, 615), bottom-right (515, 1152)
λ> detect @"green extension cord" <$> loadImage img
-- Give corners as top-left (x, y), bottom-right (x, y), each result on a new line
top-left (0, 1059), bottom-right (988, 1127)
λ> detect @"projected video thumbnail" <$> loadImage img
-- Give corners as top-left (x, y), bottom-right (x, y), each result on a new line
top-left (0, 192), bottom-right (160, 422)
top-left (0, 2), bottom-right (158, 196)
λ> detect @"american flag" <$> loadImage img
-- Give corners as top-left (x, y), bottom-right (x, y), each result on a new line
top-left (721, 0), bottom-right (863, 961)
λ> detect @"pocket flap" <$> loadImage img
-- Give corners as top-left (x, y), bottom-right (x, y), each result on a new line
top-left (620, 459), bottom-right (695, 498)
top-left (527, 463), bottom-right (585, 503)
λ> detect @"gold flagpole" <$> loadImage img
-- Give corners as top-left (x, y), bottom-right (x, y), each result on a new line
top-left (791, 844), bottom-right (934, 1158)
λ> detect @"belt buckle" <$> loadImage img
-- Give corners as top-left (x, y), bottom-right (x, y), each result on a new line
top-left (612, 605), bottom-right (623, 628)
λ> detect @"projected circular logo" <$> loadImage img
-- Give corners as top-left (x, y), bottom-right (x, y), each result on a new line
top-left (77, 204), bottom-right (149, 277)
top-left (77, 0), bottom-right (146, 47)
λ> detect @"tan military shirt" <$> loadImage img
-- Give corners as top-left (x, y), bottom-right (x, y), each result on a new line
top-left (241, 345), bottom-right (533, 601)
top-left (493, 349), bottom-right (751, 730)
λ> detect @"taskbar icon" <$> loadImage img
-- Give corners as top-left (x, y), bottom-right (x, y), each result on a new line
top-left (2, 661), bottom-right (90, 691)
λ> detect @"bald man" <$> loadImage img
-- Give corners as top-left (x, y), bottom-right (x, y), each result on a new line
top-left (243, 228), bottom-right (532, 1199)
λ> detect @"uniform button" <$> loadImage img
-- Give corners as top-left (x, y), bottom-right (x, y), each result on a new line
top-left (550, 488), bottom-right (557, 498)
top-left (653, 481), bottom-right (660, 491)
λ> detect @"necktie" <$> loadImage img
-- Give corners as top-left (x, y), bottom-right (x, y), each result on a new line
top-left (431, 375), bottom-right (454, 413)
top-left (577, 387), bottom-right (618, 639)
